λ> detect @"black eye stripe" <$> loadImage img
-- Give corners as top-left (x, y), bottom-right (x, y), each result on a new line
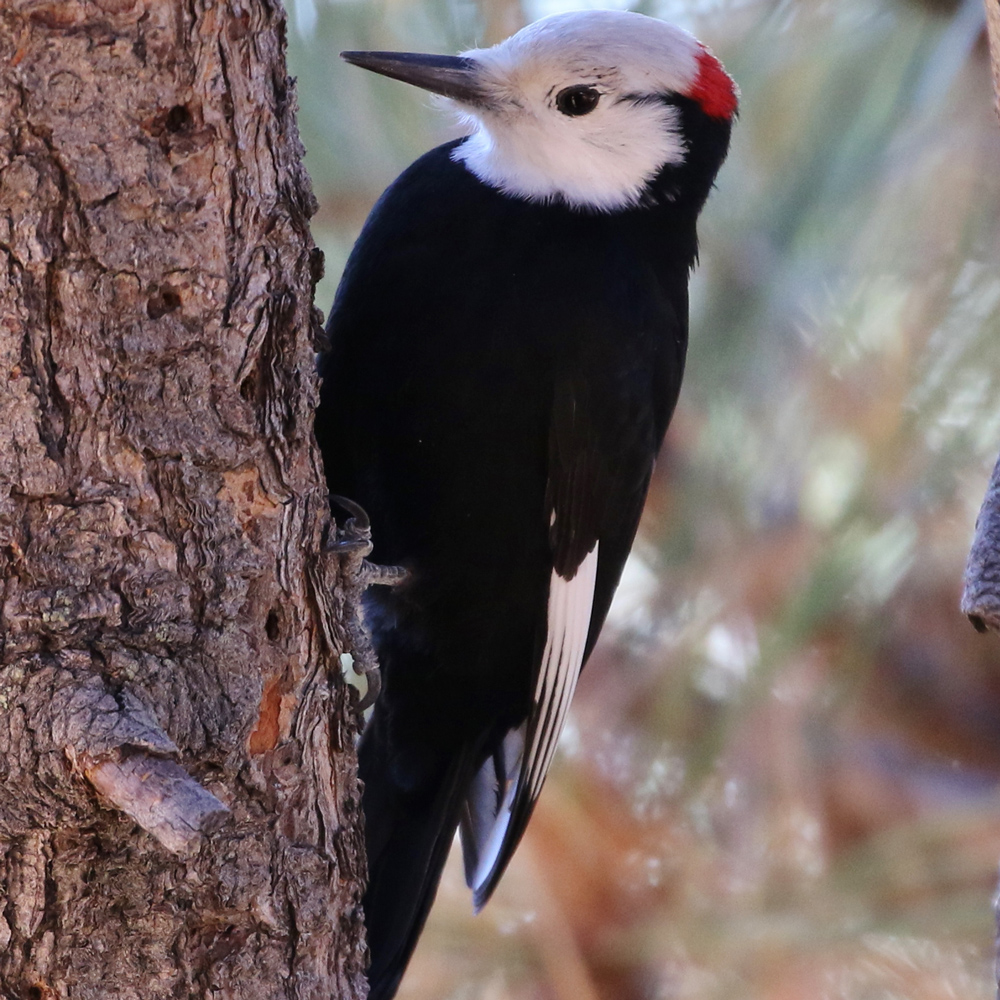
top-left (555, 85), bottom-right (601, 117)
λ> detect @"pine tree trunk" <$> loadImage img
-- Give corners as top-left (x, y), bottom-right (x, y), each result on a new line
top-left (0, 2), bottom-right (368, 997)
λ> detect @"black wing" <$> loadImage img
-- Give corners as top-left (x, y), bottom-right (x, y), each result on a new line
top-left (461, 295), bottom-right (686, 907)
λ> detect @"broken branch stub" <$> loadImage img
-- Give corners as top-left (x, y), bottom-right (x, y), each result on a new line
top-left (83, 751), bottom-right (230, 856)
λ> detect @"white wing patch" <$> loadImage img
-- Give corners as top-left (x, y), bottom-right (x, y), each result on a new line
top-left (462, 543), bottom-right (600, 900)
top-left (524, 542), bottom-right (599, 800)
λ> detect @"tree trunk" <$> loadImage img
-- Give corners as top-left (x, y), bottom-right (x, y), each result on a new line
top-left (0, 2), bottom-right (368, 998)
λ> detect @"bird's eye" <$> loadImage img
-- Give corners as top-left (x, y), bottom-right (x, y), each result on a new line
top-left (555, 86), bottom-right (600, 117)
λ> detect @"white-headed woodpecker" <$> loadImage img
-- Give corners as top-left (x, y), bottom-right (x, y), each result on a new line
top-left (315, 11), bottom-right (736, 999)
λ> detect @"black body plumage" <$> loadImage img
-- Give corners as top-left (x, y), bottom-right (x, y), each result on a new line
top-left (316, 20), bottom-right (733, 999)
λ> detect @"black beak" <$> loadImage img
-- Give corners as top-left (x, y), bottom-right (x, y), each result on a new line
top-left (340, 51), bottom-right (490, 107)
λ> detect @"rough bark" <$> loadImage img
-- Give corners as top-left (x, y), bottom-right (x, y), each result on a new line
top-left (0, 2), bottom-right (368, 998)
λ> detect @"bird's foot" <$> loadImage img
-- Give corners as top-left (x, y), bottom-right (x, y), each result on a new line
top-left (327, 494), bottom-right (409, 588)
top-left (326, 495), bottom-right (408, 711)
top-left (327, 494), bottom-right (374, 565)
top-left (361, 562), bottom-right (409, 587)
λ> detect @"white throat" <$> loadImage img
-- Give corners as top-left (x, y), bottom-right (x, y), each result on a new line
top-left (452, 104), bottom-right (685, 211)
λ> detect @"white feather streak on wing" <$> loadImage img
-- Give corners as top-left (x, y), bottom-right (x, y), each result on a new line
top-left (529, 563), bottom-right (582, 797)
top-left (539, 546), bottom-right (593, 790)
top-left (525, 543), bottom-right (599, 800)
top-left (464, 544), bottom-right (599, 897)
top-left (529, 583), bottom-right (572, 795)
top-left (525, 582), bottom-right (568, 800)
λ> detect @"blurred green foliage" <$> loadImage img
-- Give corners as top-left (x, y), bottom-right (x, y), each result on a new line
top-left (289, 0), bottom-right (1000, 996)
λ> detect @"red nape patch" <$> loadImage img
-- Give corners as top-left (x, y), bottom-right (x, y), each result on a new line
top-left (690, 46), bottom-right (738, 120)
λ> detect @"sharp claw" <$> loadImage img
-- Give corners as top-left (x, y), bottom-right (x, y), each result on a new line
top-left (356, 665), bottom-right (382, 712)
top-left (329, 493), bottom-right (371, 532)
top-left (326, 493), bottom-right (373, 558)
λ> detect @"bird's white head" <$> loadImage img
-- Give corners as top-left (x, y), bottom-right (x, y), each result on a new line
top-left (454, 11), bottom-right (736, 210)
top-left (343, 10), bottom-right (737, 212)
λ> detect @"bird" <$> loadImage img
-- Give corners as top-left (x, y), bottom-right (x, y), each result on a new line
top-left (315, 10), bottom-right (736, 999)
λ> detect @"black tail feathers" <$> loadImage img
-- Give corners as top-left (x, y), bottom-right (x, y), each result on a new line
top-left (360, 712), bottom-right (478, 1000)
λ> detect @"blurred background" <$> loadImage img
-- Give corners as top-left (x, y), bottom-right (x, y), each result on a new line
top-left (290, 1), bottom-right (1000, 996)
